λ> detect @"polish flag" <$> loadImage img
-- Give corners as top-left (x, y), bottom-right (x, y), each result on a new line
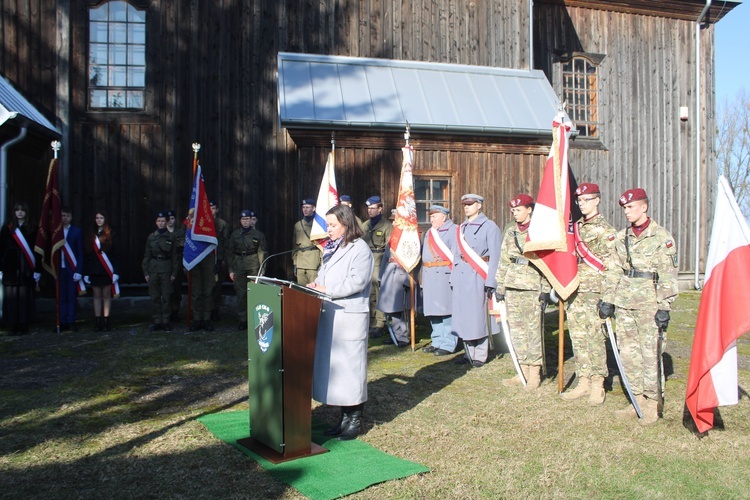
top-left (389, 145), bottom-right (421, 272)
top-left (685, 176), bottom-right (750, 433)
top-left (309, 151), bottom-right (338, 245)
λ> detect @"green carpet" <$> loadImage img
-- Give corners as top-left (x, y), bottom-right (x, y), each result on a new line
top-left (197, 410), bottom-right (429, 499)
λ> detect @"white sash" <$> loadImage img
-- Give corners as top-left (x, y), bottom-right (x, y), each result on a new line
top-left (456, 225), bottom-right (488, 280)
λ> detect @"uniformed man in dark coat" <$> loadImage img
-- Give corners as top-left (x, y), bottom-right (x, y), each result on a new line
top-left (166, 210), bottom-right (185, 321)
top-left (340, 195), bottom-right (363, 226)
top-left (210, 201), bottom-right (229, 321)
top-left (292, 198), bottom-right (322, 286)
top-left (228, 210), bottom-right (267, 330)
top-left (142, 211), bottom-right (179, 331)
top-left (361, 195), bottom-right (393, 337)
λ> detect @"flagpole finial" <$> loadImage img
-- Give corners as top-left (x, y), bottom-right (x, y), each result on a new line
top-left (331, 131), bottom-right (335, 151)
top-left (404, 121), bottom-right (410, 145)
top-left (192, 142), bottom-right (201, 155)
top-left (51, 140), bottom-right (61, 159)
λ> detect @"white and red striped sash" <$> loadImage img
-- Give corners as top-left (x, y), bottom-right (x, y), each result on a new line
top-left (456, 225), bottom-right (488, 280)
top-left (427, 228), bottom-right (453, 269)
top-left (573, 222), bottom-right (606, 273)
top-left (94, 236), bottom-right (119, 297)
top-left (13, 227), bottom-right (35, 269)
top-left (63, 241), bottom-right (86, 295)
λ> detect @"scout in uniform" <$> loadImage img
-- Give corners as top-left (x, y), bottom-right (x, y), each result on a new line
top-left (560, 183), bottom-right (618, 404)
top-left (496, 194), bottom-right (550, 387)
top-left (601, 188), bottom-right (679, 425)
top-left (166, 210), bottom-right (185, 321)
top-left (228, 210), bottom-right (267, 330)
top-left (451, 194), bottom-right (501, 368)
top-left (292, 198), bottom-right (322, 286)
top-left (142, 211), bottom-right (179, 331)
top-left (362, 196), bottom-right (393, 337)
top-left (420, 205), bottom-right (457, 356)
top-left (59, 206), bottom-right (84, 332)
top-left (210, 201), bottom-right (229, 321)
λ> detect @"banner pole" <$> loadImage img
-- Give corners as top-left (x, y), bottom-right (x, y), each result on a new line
top-left (558, 300), bottom-right (565, 393)
top-left (187, 143), bottom-right (201, 329)
top-left (409, 273), bottom-right (415, 351)
top-left (52, 141), bottom-right (61, 333)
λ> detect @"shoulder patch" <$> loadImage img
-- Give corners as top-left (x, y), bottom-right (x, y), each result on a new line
top-left (666, 240), bottom-right (674, 248)
top-left (607, 234), bottom-right (616, 241)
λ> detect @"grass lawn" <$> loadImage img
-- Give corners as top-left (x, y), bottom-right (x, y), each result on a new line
top-left (1, 290), bottom-right (749, 498)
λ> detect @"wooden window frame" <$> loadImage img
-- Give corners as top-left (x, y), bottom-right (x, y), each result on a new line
top-left (554, 52), bottom-right (606, 149)
top-left (414, 174), bottom-right (452, 230)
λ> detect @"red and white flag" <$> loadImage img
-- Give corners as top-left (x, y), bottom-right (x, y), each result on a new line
top-left (524, 113), bottom-right (579, 300)
top-left (310, 151), bottom-right (338, 244)
top-left (34, 158), bottom-right (64, 278)
top-left (389, 146), bottom-right (420, 272)
top-left (685, 176), bottom-right (750, 433)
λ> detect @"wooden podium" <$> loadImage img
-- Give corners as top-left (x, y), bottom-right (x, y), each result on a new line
top-left (237, 277), bottom-right (328, 464)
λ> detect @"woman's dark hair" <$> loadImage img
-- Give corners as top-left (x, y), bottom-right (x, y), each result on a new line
top-left (90, 210), bottom-right (113, 252)
top-left (326, 204), bottom-right (363, 245)
top-left (8, 201), bottom-right (33, 229)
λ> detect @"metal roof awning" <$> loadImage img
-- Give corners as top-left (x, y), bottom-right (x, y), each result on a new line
top-left (0, 73), bottom-right (60, 138)
top-left (277, 52), bottom-right (567, 139)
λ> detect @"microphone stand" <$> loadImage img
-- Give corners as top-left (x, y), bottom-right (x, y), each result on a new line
top-left (256, 246), bottom-right (316, 283)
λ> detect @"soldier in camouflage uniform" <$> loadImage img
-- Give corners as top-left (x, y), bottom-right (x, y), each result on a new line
top-left (210, 201), bottom-right (229, 321)
top-left (600, 188), bottom-right (679, 425)
top-left (228, 210), bottom-right (267, 330)
top-left (292, 198), bottom-right (322, 286)
top-left (166, 210), bottom-right (185, 321)
top-left (142, 212), bottom-right (179, 331)
top-left (362, 196), bottom-right (393, 337)
top-left (496, 194), bottom-right (551, 389)
top-left (560, 183), bottom-right (618, 404)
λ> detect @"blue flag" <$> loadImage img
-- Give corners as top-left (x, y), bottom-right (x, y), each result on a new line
top-left (183, 165), bottom-right (218, 270)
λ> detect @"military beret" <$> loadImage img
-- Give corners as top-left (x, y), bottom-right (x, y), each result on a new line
top-left (209, 201), bottom-right (217, 207)
top-left (166, 210), bottom-right (176, 218)
top-left (619, 188), bottom-right (648, 206)
top-left (240, 210), bottom-right (256, 218)
top-left (509, 194), bottom-right (534, 208)
top-left (366, 196), bottom-right (382, 206)
top-left (301, 198), bottom-right (316, 206)
top-left (429, 204), bottom-right (450, 215)
top-left (340, 195), bottom-right (352, 203)
top-left (155, 211), bottom-right (167, 219)
top-left (461, 194), bottom-right (484, 205)
top-left (575, 183), bottom-right (600, 196)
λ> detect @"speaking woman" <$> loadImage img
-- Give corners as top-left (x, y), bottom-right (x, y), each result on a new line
top-left (307, 204), bottom-right (374, 440)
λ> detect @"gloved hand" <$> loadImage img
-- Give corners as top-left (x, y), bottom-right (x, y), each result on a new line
top-left (655, 310), bottom-right (670, 330)
top-left (113, 274), bottom-right (119, 282)
top-left (485, 287), bottom-right (495, 300)
top-left (539, 292), bottom-right (552, 305)
top-left (73, 273), bottom-right (82, 282)
top-left (33, 272), bottom-right (41, 281)
top-left (598, 300), bottom-right (615, 319)
top-left (84, 275), bottom-right (91, 285)
top-left (494, 291), bottom-right (505, 302)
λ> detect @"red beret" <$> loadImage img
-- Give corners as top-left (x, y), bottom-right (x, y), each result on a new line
top-left (509, 194), bottom-right (534, 208)
top-left (575, 183), bottom-right (600, 196)
top-left (619, 188), bottom-right (648, 206)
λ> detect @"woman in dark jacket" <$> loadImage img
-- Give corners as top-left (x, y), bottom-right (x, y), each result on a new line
top-left (0, 201), bottom-right (38, 334)
top-left (83, 210), bottom-right (120, 331)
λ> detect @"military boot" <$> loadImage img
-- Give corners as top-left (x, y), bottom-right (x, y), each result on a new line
top-left (524, 365), bottom-right (541, 391)
top-left (560, 375), bottom-right (590, 401)
top-left (588, 376), bottom-right (606, 406)
top-left (639, 397), bottom-right (660, 426)
top-left (614, 395), bottom-right (643, 420)
top-left (502, 364), bottom-right (529, 387)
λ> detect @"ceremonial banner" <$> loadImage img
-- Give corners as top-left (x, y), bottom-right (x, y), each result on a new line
top-left (309, 152), bottom-right (338, 244)
top-left (524, 114), bottom-right (579, 300)
top-left (685, 176), bottom-right (750, 433)
top-left (183, 164), bottom-right (218, 270)
top-left (34, 158), bottom-right (64, 278)
top-left (389, 146), bottom-right (420, 272)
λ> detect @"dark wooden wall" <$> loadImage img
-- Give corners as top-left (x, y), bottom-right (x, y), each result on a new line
top-left (0, 0), bottom-right (725, 281)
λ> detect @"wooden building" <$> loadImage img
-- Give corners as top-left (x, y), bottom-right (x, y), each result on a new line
top-left (0, 0), bottom-right (740, 284)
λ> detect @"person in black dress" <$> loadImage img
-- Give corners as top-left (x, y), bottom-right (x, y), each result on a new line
top-left (0, 202), bottom-right (39, 334)
top-left (83, 210), bottom-right (120, 331)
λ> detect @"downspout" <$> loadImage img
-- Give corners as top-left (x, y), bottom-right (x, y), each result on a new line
top-left (694, 0), bottom-right (711, 290)
top-left (0, 116), bottom-right (28, 225)
top-left (529, 0), bottom-right (534, 70)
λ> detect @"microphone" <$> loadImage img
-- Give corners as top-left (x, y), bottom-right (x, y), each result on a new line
top-left (256, 246), bottom-right (317, 283)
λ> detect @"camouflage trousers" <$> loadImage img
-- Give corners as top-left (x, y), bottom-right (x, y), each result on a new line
top-left (148, 271), bottom-right (173, 323)
top-left (615, 306), bottom-right (662, 399)
top-left (567, 290), bottom-right (608, 378)
top-left (505, 289), bottom-right (543, 366)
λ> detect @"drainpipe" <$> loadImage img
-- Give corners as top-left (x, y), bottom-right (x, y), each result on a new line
top-left (694, 0), bottom-right (711, 290)
top-left (0, 116), bottom-right (28, 225)
top-left (529, 0), bottom-right (534, 70)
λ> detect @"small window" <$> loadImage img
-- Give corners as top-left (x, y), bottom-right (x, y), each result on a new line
top-left (88, 1), bottom-right (146, 110)
top-left (414, 177), bottom-right (451, 225)
top-left (561, 54), bottom-right (601, 138)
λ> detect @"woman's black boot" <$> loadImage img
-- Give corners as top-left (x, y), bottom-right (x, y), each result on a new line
top-left (337, 404), bottom-right (363, 441)
top-left (324, 407), bottom-right (350, 436)
top-left (94, 317), bottom-right (103, 332)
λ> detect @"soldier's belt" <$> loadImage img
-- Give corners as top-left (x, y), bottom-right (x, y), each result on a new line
top-left (371, 249), bottom-right (385, 253)
top-left (624, 268), bottom-right (658, 280)
top-left (461, 254), bottom-right (490, 263)
top-left (235, 252), bottom-right (255, 256)
top-left (153, 255), bottom-right (169, 260)
top-left (423, 260), bottom-right (450, 267)
top-left (512, 257), bottom-right (530, 265)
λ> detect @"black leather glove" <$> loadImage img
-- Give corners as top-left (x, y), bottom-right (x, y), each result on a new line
top-left (655, 310), bottom-right (670, 330)
top-left (539, 292), bottom-right (551, 304)
top-left (485, 287), bottom-right (495, 300)
top-left (494, 291), bottom-right (505, 302)
top-left (598, 300), bottom-right (615, 319)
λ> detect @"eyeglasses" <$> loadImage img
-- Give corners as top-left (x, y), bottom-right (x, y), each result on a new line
top-left (575, 197), bottom-right (598, 206)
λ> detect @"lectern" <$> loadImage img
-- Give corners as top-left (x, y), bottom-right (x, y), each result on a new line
top-left (237, 277), bottom-right (329, 463)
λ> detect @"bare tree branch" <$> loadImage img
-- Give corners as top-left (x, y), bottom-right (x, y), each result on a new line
top-left (717, 87), bottom-right (750, 217)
